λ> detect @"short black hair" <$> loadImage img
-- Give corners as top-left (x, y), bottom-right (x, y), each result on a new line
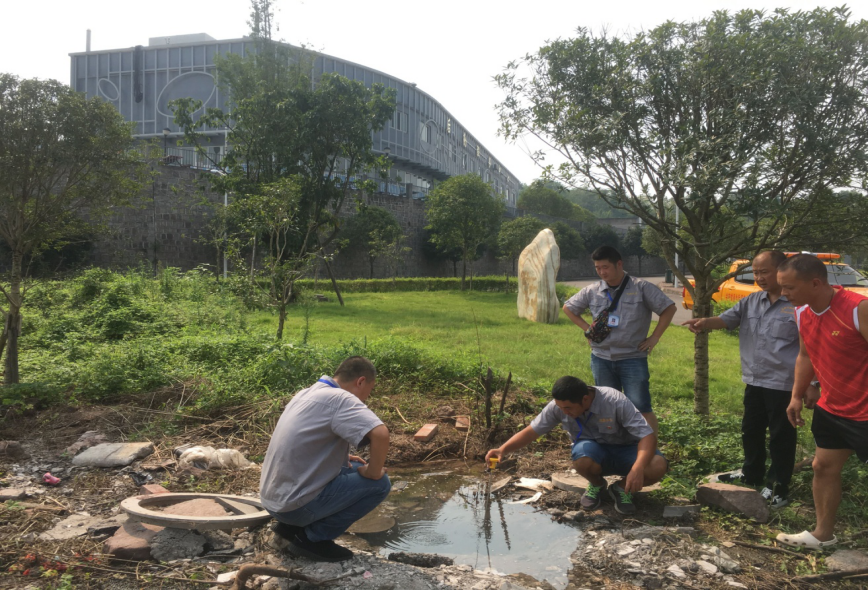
top-left (551, 376), bottom-right (593, 403)
top-left (778, 253), bottom-right (828, 282)
top-left (755, 250), bottom-right (787, 268)
top-left (334, 356), bottom-right (377, 382)
top-left (591, 246), bottom-right (622, 265)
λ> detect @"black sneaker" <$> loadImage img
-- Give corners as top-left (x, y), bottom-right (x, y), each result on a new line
top-left (608, 483), bottom-right (636, 515)
top-left (761, 487), bottom-right (789, 509)
top-left (717, 470), bottom-right (747, 485)
top-left (271, 521), bottom-right (304, 542)
top-left (288, 529), bottom-right (354, 562)
top-left (581, 482), bottom-right (606, 511)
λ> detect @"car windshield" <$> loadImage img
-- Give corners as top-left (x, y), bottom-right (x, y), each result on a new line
top-left (827, 264), bottom-right (868, 287)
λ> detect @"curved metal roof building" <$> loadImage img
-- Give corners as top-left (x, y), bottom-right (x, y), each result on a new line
top-left (69, 34), bottom-right (522, 203)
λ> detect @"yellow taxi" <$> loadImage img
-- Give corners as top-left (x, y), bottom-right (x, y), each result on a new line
top-left (682, 252), bottom-right (868, 310)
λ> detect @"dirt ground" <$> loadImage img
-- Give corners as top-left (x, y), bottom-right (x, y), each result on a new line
top-left (0, 387), bottom-right (860, 589)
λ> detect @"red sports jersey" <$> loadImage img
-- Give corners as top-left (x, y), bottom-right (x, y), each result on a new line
top-left (796, 286), bottom-right (868, 421)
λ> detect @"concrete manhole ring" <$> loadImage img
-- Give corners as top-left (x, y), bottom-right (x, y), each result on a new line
top-left (120, 492), bottom-right (271, 530)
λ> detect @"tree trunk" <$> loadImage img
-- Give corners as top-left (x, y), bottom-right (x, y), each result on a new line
top-left (249, 236), bottom-right (257, 284)
top-left (0, 326), bottom-right (8, 366)
top-left (322, 255), bottom-right (345, 307)
top-left (276, 302), bottom-right (286, 340)
top-left (4, 250), bottom-right (23, 385)
top-left (461, 258), bottom-right (467, 291)
top-left (692, 286), bottom-right (713, 415)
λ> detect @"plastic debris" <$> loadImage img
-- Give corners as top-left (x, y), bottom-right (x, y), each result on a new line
top-left (42, 473), bottom-right (61, 486)
top-left (508, 491), bottom-right (542, 505)
top-left (515, 478), bottom-right (553, 492)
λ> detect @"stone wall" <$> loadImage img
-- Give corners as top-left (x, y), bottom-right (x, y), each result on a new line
top-left (89, 165), bottom-right (669, 280)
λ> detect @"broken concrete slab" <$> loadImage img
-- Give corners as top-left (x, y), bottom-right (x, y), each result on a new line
top-left (663, 505), bottom-right (701, 518)
top-left (203, 529), bottom-right (235, 551)
top-left (71, 442), bottom-right (155, 468)
top-left (215, 497), bottom-right (261, 515)
top-left (413, 424), bottom-right (439, 442)
top-left (104, 520), bottom-right (163, 561)
top-left (150, 528), bottom-right (206, 561)
top-left (86, 513), bottom-right (129, 536)
top-left (0, 441), bottom-right (28, 459)
top-left (65, 431), bottom-right (108, 456)
top-left (551, 472), bottom-right (590, 493)
top-left (454, 416), bottom-right (470, 431)
top-left (696, 483), bottom-right (769, 523)
top-left (826, 549), bottom-right (868, 572)
top-left (0, 488), bottom-right (27, 501)
top-left (39, 512), bottom-right (97, 541)
top-left (139, 484), bottom-right (170, 496)
top-left (348, 513), bottom-right (397, 534)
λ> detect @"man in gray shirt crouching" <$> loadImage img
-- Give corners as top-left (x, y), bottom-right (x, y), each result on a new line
top-left (260, 357), bottom-right (390, 562)
top-left (485, 376), bottom-right (667, 515)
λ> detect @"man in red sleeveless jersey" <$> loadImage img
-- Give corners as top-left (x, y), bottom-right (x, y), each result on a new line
top-left (775, 254), bottom-right (868, 549)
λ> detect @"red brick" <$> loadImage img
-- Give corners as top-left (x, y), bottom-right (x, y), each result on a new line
top-left (139, 484), bottom-right (170, 496)
top-left (104, 521), bottom-right (163, 561)
top-left (455, 416), bottom-right (470, 431)
top-left (413, 423), bottom-right (439, 442)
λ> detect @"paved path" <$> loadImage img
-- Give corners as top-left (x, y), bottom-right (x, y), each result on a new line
top-left (560, 275), bottom-right (694, 326)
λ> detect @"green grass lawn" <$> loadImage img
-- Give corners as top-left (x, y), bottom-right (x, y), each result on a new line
top-left (255, 290), bottom-right (746, 414)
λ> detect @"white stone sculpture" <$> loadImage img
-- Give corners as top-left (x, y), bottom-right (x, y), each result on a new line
top-left (517, 228), bottom-right (561, 324)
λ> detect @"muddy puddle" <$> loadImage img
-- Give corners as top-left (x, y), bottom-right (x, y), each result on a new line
top-left (347, 464), bottom-right (581, 589)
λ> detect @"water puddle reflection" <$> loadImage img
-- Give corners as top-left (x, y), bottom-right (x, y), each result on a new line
top-left (350, 465), bottom-right (580, 589)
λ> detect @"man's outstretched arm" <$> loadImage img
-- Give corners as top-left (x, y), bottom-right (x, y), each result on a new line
top-left (485, 425), bottom-right (539, 462)
top-left (358, 425), bottom-right (389, 480)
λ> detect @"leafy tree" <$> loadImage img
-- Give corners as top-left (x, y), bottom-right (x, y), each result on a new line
top-left (563, 186), bottom-right (634, 219)
top-left (622, 225), bottom-right (651, 274)
top-left (497, 7), bottom-right (868, 413)
top-left (582, 223), bottom-right (621, 253)
top-left (549, 222), bottom-right (585, 260)
top-left (342, 205), bottom-right (404, 278)
top-left (0, 75), bottom-right (146, 384)
top-left (172, 0), bottom-right (395, 334)
top-left (497, 216), bottom-right (545, 280)
top-left (426, 174), bottom-right (505, 290)
top-left (518, 180), bottom-right (594, 221)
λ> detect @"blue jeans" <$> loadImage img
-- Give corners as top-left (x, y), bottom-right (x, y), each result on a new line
top-left (572, 439), bottom-right (666, 477)
top-left (267, 462), bottom-right (391, 542)
top-left (590, 355), bottom-right (653, 413)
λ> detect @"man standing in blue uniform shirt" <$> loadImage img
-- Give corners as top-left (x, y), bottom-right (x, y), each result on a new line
top-left (683, 250), bottom-right (816, 508)
top-left (486, 376), bottom-right (668, 515)
top-left (563, 246), bottom-right (676, 433)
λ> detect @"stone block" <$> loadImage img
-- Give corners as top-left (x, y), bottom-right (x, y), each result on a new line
top-left (454, 416), bottom-right (470, 431)
top-left (72, 442), bottom-right (155, 468)
top-left (39, 513), bottom-right (98, 541)
top-left (0, 488), bottom-right (26, 501)
top-left (104, 521), bottom-right (164, 561)
top-left (826, 549), bottom-right (868, 572)
top-left (413, 424), bottom-right (439, 442)
top-left (551, 472), bottom-right (589, 493)
top-left (696, 483), bottom-right (769, 523)
top-left (517, 229), bottom-right (561, 324)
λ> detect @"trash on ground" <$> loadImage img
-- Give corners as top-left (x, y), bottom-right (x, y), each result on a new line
top-left (177, 446), bottom-right (253, 470)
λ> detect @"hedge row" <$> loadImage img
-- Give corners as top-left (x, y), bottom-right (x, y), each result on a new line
top-left (295, 275), bottom-right (519, 293)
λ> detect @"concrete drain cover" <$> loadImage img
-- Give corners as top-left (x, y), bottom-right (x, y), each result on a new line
top-left (120, 493), bottom-right (270, 530)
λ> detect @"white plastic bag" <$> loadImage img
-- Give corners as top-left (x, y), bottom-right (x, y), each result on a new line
top-left (177, 446), bottom-right (252, 470)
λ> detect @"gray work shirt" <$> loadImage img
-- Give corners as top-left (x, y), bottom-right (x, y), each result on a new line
top-left (564, 275), bottom-right (675, 361)
top-left (529, 386), bottom-right (654, 445)
top-left (719, 291), bottom-right (799, 391)
top-left (259, 376), bottom-right (384, 513)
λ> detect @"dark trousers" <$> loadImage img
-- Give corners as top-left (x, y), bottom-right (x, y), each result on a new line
top-left (741, 384), bottom-right (797, 496)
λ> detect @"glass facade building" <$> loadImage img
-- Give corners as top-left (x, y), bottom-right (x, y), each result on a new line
top-left (69, 34), bottom-right (522, 203)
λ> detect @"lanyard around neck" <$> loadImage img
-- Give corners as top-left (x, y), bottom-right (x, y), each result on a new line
top-left (574, 412), bottom-right (594, 442)
top-left (318, 377), bottom-right (339, 388)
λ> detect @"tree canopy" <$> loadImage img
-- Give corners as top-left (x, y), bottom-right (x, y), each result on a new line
top-left (426, 174), bottom-right (505, 290)
top-left (171, 0), bottom-right (395, 336)
top-left (342, 206), bottom-right (404, 278)
top-left (0, 74), bottom-right (146, 383)
top-left (517, 180), bottom-right (594, 222)
top-left (497, 7), bottom-right (868, 413)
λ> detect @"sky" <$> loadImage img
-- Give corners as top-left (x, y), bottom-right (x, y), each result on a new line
top-left (1, 0), bottom-right (865, 185)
